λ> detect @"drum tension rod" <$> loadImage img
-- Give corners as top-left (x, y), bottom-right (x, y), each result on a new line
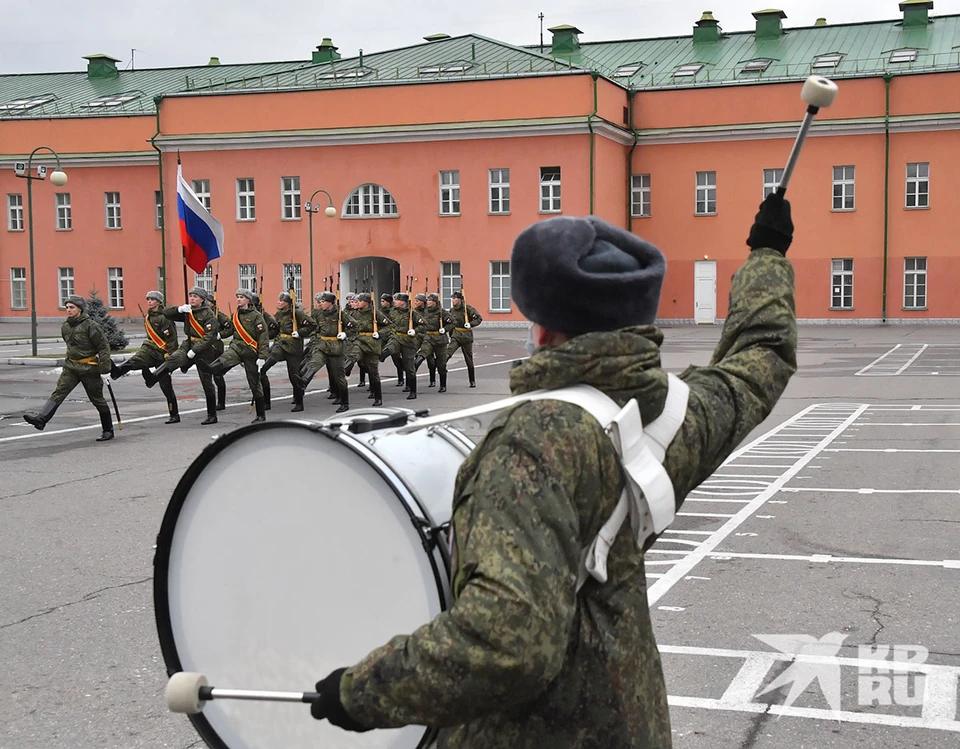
top-left (412, 518), bottom-right (450, 550)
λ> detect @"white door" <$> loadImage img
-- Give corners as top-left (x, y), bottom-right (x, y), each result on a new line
top-left (694, 260), bottom-right (717, 324)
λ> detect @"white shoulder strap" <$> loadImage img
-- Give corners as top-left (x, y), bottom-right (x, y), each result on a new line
top-left (394, 374), bottom-right (690, 590)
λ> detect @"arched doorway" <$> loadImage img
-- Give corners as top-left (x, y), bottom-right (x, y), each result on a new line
top-left (339, 256), bottom-right (401, 297)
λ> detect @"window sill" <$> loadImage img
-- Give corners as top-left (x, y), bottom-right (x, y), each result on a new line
top-left (340, 214), bottom-right (400, 220)
top-left (830, 208), bottom-right (856, 213)
top-left (7, 228), bottom-right (24, 233)
top-left (56, 228), bottom-right (73, 232)
top-left (105, 227), bottom-right (123, 231)
top-left (904, 206), bottom-right (930, 211)
top-left (902, 307), bottom-right (928, 311)
top-left (631, 214), bottom-right (652, 219)
top-left (539, 210), bottom-right (562, 216)
top-left (489, 308), bottom-right (512, 314)
top-left (109, 307), bottom-right (125, 311)
top-left (439, 213), bottom-right (461, 218)
top-left (695, 212), bottom-right (718, 217)
top-left (10, 307), bottom-right (27, 311)
top-left (281, 217), bottom-right (302, 222)
top-left (829, 307), bottom-right (855, 311)
top-left (236, 218), bottom-right (257, 223)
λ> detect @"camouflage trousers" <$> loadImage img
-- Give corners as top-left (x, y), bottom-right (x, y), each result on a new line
top-left (419, 332), bottom-right (449, 373)
top-left (210, 345), bottom-right (263, 399)
top-left (51, 368), bottom-right (109, 412)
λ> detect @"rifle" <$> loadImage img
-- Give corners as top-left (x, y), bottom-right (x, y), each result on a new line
top-left (213, 264), bottom-right (220, 311)
top-left (287, 271), bottom-right (298, 335)
top-left (336, 272), bottom-right (343, 336)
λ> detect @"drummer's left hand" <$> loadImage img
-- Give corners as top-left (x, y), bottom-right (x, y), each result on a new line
top-left (310, 668), bottom-right (370, 732)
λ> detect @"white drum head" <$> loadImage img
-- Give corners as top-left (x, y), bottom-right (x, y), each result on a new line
top-left (155, 421), bottom-right (448, 749)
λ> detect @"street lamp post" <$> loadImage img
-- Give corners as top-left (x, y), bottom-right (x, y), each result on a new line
top-left (303, 189), bottom-right (337, 303)
top-left (14, 147), bottom-right (68, 357)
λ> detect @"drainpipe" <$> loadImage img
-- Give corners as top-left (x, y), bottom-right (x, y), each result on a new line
top-left (587, 72), bottom-right (599, 215)
top-left (626, 88), bottom-right (638, 231)
top-left (150, 95), bottom-right (167, 299)
top-left (882, 74), bottom-right (892, 323)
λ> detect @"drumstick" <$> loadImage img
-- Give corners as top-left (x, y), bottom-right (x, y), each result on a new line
top-left (166, 672), bottom-right (319, 714)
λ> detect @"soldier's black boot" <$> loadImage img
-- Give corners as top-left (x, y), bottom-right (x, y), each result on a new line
top-left (251, 397), bottom-right (267, 423)
top-left (291, 385), bottom-right (305, 413)
top-left (159, 377), bottom-right (180, 424)
top-left (438, 370), bottom-right (447, 393)
top-left (414, 354), bottom-right (425, 371)
top-left (110, 360), bottom-right (130, 380)
top-left (216, 376), bottom-right (226, 411)
top-left (96, 408), bottom-right (114, 442)
top-left (299, 368), bottom-right (318, 392)
top-left (372, 380), bottom-right (383, 407)
top-left (142, 360), bottom-right (174, 389)
top-left (468, 363), bottom-right (476, 388)
top-left (335, 387), bottom-right (349, 413)
top-left (344, 360), bottom-right (355, 377)
top-left (201, 390), bottom-right (218, 425)
top-left (23, 399), bottom-right (58, 431)
top-left (428, 363), bottom-right (437, 387)
top-left (406, 375), bottom-right (417, 400)
top-left (260, 375), bottom-right (272, 411)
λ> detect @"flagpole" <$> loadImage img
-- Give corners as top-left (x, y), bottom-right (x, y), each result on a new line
top-left (177, 152), bottom-right (189, 299)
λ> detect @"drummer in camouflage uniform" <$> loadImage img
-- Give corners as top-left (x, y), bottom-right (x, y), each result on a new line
top-left (260, 291), bottom-right (316, 412)
top-left (309, 194), bottom-right (799, 748)
top-left (301, 291), bottom-right (350, 413)
top-left (197, 288), bottom-right (271, 423)
top-left (110, 290), bottom-right (181, 424)
top-left (144, 287), bottom-right (223, 425)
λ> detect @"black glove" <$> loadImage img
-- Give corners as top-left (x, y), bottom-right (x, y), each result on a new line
top-left (746, 192), bottom-right (793, 255)
top-left (310, 668), bottom-right (370, 732)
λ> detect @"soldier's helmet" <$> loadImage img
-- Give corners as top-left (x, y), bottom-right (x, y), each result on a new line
top-left (318, 291), bottom-right (337, 304)
top-left (278, 291), bottom-right (292, 304)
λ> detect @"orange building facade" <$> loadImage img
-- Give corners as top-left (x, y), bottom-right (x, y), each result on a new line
top-left (2, 3), bottom-right (958, 323)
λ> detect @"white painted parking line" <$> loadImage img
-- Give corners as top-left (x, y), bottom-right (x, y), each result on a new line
top-left (856, 344), bottom-right (902, 376)
top-left (782, 487), bottom-right (960, 495)
top-left (702, 551), bottom-right (960, 568)
top-left (825, 448), bottom-right (960, 453)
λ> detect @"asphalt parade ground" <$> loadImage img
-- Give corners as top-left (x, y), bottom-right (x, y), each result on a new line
top-left (1, 325), bottom-right (959, 748)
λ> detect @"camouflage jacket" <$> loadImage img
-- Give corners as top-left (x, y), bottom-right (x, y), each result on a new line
top-left (308, 307), bottom-right (345, 356)
top-left (449, 303), bottom-right (482, 340)
top-left (142, 307), bottom-right (178, 354)
top-left (345, 307), bottom-right (392, 354)
top-left (270, 307), bottom-right (315, 355)
top-left (62, 312), bottom-right (111, 375)
top-left (227, 307), bottom-right (270, 358)
top-left (163, 305), bottom-right (219, 357)
top-left (340, 249), bottom-right (797, 748)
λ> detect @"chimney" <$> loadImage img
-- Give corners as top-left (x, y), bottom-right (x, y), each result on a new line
top-left (312, 38), bottom-right (341, 64)
top-left (82, 54), bottom-right (120, 79)
top-left (693, 11), bottom-right (721, 43)
top-left (814, 17), bottom-right (827, 26)
top-left (752, 9), bottom-right (787, 41)
top-left (207, 56), bottom-right (222, 66)
top-left (423, 34), bottom-right (451, 42)
top-left (548, 24), bottom-right (583, 59)
top-left (901, 0), bottom-right (934, 28)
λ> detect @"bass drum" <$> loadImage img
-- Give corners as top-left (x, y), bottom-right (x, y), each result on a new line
top-left (154, 408), bottom-right (475, 749)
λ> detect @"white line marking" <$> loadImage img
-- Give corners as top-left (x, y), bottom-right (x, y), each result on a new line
top-left (825, 449), bottom-right (960, 453)
top-left (720, 653), bottom-right (774, 705)
top-left (647, 404), bottom-right (866, 605)
top-left (895, 343), bottom-right (930, 375)
top-left (704, 551), bottom-right (960, 568)
top-left (662, 530), bottom-right (713, 536)
top-left (781, 488), bottom-right (960, 495)
top-left (924, 671), bottom-right (960, 722)
top-left (856, 344), bottom-right (902, 376)
top-left (676, 512), bottom-right (737, 518)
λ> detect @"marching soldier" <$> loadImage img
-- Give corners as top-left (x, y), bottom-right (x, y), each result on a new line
top-left (301, 291), bottom-right (350, 413)
top-left (261, 291), bottom-right (316, 412)
top-left (144, 287), bottom-right (223, 425)
top-left (110, 290), bottom-right (180, 424)
top-left (343, 292), bottom-right (392, 406)
top-left (203, 289), bottom-right (233, 411)
top-left (416, 293), bottom-right (453, 393)
top-left (446, 290), bottom-right (482, 388)
top-left (380, 292), bottom-right (403, 388)
top-left (22, 295), bottom-right (115, 441)
top-left (411, 293), bottom-right (433, 386)
top-left (378, 292), bottom-right (420, 400)
top-left (197, 289), bottom-right (270, 423)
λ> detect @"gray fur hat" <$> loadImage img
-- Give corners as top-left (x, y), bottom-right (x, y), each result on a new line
top-left (511, 216), bottom-right (666, 335)
top-left (64, 295), bottom-right (86, 311)
top-left (414, 293), bottom-right (427, 302)
top-left (427, 293), bottom-right (440, 303)
top-left (394, 292), bottom-right (410, 303)
top-left (188, 286), bottom-right (207, 299)
top-left (146, 290), bottom-right (164, 304)
top-left (235, 287), bottom-right (255, 302)
top-left (278, 291), bottom-right (293, 304)
top-left (317, 291), bottom-right (337, 304)
top-left (356, 292), bottom-right (372, 304)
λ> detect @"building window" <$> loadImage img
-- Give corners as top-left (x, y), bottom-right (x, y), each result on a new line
top-left (890, 49), bottom-right (918, 64)
top-left (905, 163), bottom-right (929, 209)
top-left (439, 170), bottom-right (460, 216)
top-left (763, 168), bottom-right (784, 199)
top-left (191, 179), bottom-right (211, 211)
top-left (281, 176), bottom-right (301, 220)
top-left (108, 267), bottom-right (124, 309)
top-left (613, 63), bottom-right (644, 78)
top-left (154, 191), bottom-right (163, 229)
top-left (832, 166), bottom-right (855, 211)
top-left (105, 192), bottom-right (122, 229)
top-left (674, 63), bottom-right (703, 77)
top-left (742, 59), bottom-right (772, 73)
top-left (195, 266), bottom-right (214, 293)
top-left (237, 178), bottom-right (256, 221)
top-left (282, 263), bottom-right (303, 301)
top-left (631, 174), bottom-right (651, 217)
top-left (440, 261), bottom-right (462, 309)
top-left (58, 267), bottom-right (74, 307)
top-left (490, 261), bottom-right (511, 312)
top-left (56, 193), bottom-right (72, 230)
top-left (904, 257), bottom-right (927, 309)
top-left (813, 53), bottom-right (843, 70)
top-left (695, 171), bottom-right (717, 215)
top-left (238, 264), bottom-right (257, 292)
top-left (10, 267), bottom-right (26, 310)
top-left (343, 183), bottom-right (398, 218)
top-left (7, 194), bottom-right (23, 231)
top-left (489, 169), bottom-right (510, 214)
top-left (831, 259), bottom-right (854, 309)
top-left (539, 166), bottom-right (562, 213)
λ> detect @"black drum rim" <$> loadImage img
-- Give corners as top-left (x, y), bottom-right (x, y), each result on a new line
top-left (153, 419), bottom-right (445, 749)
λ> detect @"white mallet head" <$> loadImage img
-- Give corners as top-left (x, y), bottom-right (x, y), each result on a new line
top-left (801, 76), bottom-right (839, 109)
top-left (165, 671), bottom-right (208, 714)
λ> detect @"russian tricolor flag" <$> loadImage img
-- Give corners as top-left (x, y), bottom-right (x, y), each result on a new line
top-left (177, 165), bottom-right (224, 274)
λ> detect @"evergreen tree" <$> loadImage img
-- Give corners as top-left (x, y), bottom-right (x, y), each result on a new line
top-left (86, 289), bottom-right (129, 351)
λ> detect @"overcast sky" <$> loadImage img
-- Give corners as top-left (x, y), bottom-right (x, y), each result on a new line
top-left (5, 0), bottom-right (960, 74)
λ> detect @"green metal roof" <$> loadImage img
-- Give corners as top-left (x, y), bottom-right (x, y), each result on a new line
top-left (573, 12), bottom-right (960, 89)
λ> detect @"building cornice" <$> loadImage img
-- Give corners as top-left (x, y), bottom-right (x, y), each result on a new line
top-left (0, 151), bottom-right (158, 168)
